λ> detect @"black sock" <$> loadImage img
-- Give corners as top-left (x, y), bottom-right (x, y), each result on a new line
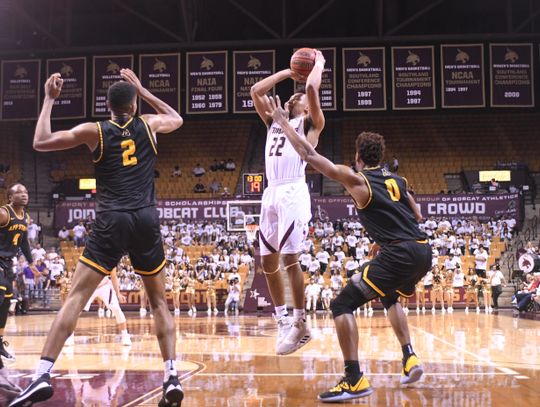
top-left (402, 343), bottom-right (415, 361)
top-left (344, 360), bottom-right (361, 380)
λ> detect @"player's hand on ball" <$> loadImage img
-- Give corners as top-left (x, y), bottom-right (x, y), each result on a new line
top-left (265, 95), bottom-right (288, 124)
top-left (314, 50), bottom-right (326, 67)
top-left (45, 73), bottom-right (63, 99)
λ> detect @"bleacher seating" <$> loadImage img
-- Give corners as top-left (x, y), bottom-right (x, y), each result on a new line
top-left (49, 119), bottom-right (252, 199)
top-left (343, 112), bottom-right (540, 194)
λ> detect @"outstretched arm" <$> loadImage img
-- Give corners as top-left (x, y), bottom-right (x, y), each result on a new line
top-left (34, 73), bottom-right (98, 152)
top-left (407, 192), bottom-right (423, 222)
top-left (305, 50), bottom-right (326, 146)
top-left (266, 95), bottom-right (358, 189)
top-left (120, 68), bottom-right (183, 134)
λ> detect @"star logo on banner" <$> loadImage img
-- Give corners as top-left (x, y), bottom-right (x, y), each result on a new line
top-left (250, 289), bottom-right (260, 299)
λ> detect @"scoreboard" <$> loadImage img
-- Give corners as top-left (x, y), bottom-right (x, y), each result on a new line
top-left (243, 173), bottom-right (265, 196)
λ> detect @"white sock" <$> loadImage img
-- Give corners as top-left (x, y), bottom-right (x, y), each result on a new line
top-left (275, 305), bottom-right (288, 318)
top-left (35, 358), bottom-right (54, 380)
top-left (293, 308), bottom-right (306, 321)
top-left (164, 360), bottom-right (177, 381)
top-left (121, 329), bottom-right (128, 336)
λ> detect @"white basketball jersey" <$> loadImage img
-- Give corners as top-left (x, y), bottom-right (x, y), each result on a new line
top-left (265, 116), bottom-right (308, 182)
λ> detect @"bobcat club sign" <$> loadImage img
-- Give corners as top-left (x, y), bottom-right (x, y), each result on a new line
top-left (55, 193), bottom-right (522, 229)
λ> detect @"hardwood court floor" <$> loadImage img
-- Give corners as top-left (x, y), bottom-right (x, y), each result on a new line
top-left (3, 310), bottom-right (540, 406)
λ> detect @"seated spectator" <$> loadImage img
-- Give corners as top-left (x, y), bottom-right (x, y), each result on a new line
top-left (172, 165), bottom-right (182, 177)
top-left (221, 187), bottom-right (231, 198)
top-left (194, 182), bottom-right (206, 193)
top-left (192, 163), bottom-right (206, 177)
top-left (31, 243), bottom-right (46, 262)
top-left (58, 226), bottom-right (70, 241)
top-left (218, 160), bottom-right (226, 171)
top-left (0, 163), bottom-right (9, 173)
top-left (391, 155), bottom-right (399, 172)
top-left (225, 159), bottom-right (236, 172)
top-left (154, 169), bottom-right (160, 178)
top-left (209, 179), bottom-right (221, 196)
top-left (210, 160), bottom-right (219, 172)
top-left (73, 221), bottom-right (87, 247)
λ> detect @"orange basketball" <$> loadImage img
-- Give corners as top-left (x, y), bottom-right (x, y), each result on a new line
top-left (290, 48), bottom-right (316, 80)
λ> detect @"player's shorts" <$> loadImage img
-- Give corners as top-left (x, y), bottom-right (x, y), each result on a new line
top-left (259, 179), bottom-right (311, 256)
top-left (80, 206), bottom-right (165, 276)
top-left (358, 240), bottom-right (432, 300)
top-left (0, 257), bottom-right (14, 299)
top-left (84, 278), bottom-right (118, 311)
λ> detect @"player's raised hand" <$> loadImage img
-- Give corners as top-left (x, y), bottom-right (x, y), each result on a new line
top-left (265, 95), bottom-right (288, 124)
top-left (314, 49), bottom-right (326, 67)
top-left (45, 73), bottom-right (63, 99)
top-left (120, 68), bottom-right (144, 94)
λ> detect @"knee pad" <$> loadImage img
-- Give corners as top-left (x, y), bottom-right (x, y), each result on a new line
top-left (110, 303), bottom-right (126, 324)
top-left (331, 282), bottom-right (373, 318)
top-left (380, 294), bottom-right (399, 310)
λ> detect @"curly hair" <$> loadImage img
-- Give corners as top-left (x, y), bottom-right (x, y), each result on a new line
top-left (355, 131), bottom-right (385, 167)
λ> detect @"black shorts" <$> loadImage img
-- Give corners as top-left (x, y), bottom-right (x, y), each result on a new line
top-left (80, 206), bottom-right (165, 276)
top-left (0, 258), bottom-right (14, 299)
top-left (359, 240), bottom-right (432, 299)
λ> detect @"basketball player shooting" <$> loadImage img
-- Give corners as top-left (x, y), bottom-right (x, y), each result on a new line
top-left (266, 95), bottom-right (431, 402)
top-left (250, 49), bottom-right (325, 355)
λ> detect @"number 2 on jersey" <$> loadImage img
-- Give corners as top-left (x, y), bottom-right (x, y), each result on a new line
top-left (121, 139), bottom-right (138, 166)
top-left (269, 136), bottom-right (285, 157)
top-left (12, 233), bottom-right (20, 246)
top-left (385, 179), bottom-right (401, 202)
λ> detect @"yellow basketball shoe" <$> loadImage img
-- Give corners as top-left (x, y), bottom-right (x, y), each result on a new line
top-left (318, 375), bottom-right (373, 402)
top-left (400, 354), bottom-right (424, 384)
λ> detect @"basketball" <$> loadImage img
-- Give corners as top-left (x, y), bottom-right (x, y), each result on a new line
top-left (290, 47), bottom-right (316, 80)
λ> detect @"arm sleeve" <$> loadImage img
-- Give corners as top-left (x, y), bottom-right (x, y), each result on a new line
top-left (20, 233), bottom-right (33, 264)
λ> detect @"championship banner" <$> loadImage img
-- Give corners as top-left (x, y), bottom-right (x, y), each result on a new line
top-left (46, 57), bottom-right (86, 119)
top-left (441, 44), bottom-right (485, 108)
top-left (1, 59), bottom-right (40, 120)
top-left (55, 194), bottom-right (522, 229)
top-left (392, 46), bottom-right (436, 110)
top-left (342, 47), bottom-right (386, 111)
top-left (294, 47), bottom-right (336, 111)
top-left (92, 55), bottom-right (133, 117)
top-left (233, 50), bottom-right (274, 113)
top-left (186, 50), bottom-right (227, 114)
top-left (490, 43), bottom-right (534, 107)
top-left (139, 53), bottom-right (180, 115)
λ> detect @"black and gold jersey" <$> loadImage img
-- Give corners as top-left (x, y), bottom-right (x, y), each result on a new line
top-left (93, 116), bottom-right (157, 212)
top-left (354, 167), bottom-right (426, 246)
top-left (0, 204), bottom-right (29, 258)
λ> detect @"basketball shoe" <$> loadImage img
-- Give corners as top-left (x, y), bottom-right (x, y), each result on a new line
top-left (157, 375), bottom-right (183, 407)
top-left (277, 318), bottom-right (311, 355)
top-left (318, 375), bottom-right (373, 402)
top-left (400, 354), bottom-right (424, 384)
top-left (8, 373), bottom-right (53, 407)
top-left (0, 341), bottom-right (15, 362)
top-left (274, 314), bottom-right (292, 353)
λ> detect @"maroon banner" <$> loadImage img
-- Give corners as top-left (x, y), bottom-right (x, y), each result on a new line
top-left (343, 47), bottom-right (386, 111)
top-left (55, 193), bottom-right (522, 229)
top-left (490, 43), bottom-right (534, 107)
top-left (441, 44), bottom-right (485, 108)
top-left (233, 50), bottom-right (274, 113)
top-left (47, 57), bottom-right (87, 119)
top-left (294, 48), bottom-right (336, 111)
top-left (1, 59), bottom-right (40, 120)
top-left (139, 53), bottom-right (180, 115)
top-left (392, 46), bottom-right (436, 110)
top-left (186, 51), bottom-right (227, 114)
top-left (92, 55), bottom-right (134, 117)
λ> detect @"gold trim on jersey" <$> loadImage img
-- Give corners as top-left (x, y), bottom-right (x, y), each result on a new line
top-left (402, 176), bottom-right (409, 190)
top-left (79, 255), bottom-right (111, 275)
top-left (362, 265), bottom-right (385, 297)
top-left (396, 289), bottom-right (413, 298)
top-left (7, 204), bottom-right (25, 220)
top-left (134, 259), bottom-right (166, 276)
top-left (355, 172), bottom-right (372, 209)
top-left (140, 116), bottom-right (158, 155)
top-left (0, 206), bottom-right (10, 228)
top-left (108, 117), bottom-right (134, 129)
top-left (93, 122), bottom-right (104, 163)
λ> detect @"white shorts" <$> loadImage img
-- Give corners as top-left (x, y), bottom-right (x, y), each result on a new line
top-left (84, 278), bottom-right (118, 311)
top-left (259, 181), bottom-right (311, 256)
